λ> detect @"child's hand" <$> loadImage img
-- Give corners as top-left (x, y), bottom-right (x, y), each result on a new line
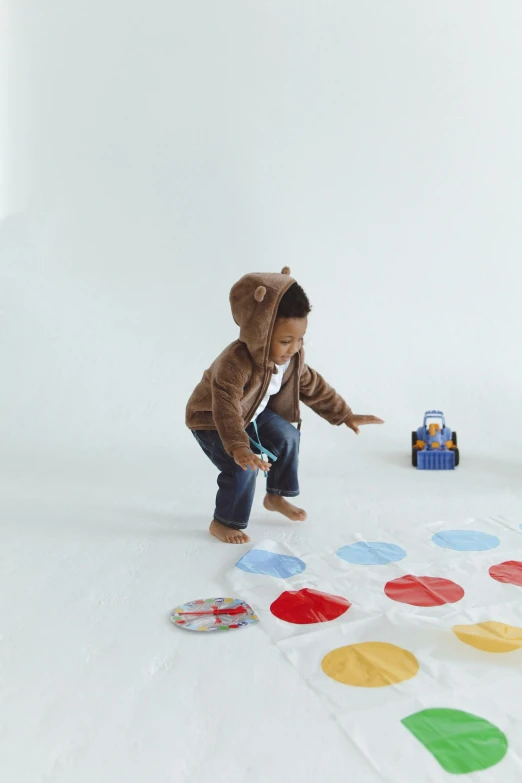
top-left (345, 414), bottom-right (384, 435)
top-left (232, 446), bottom-right (271, 472)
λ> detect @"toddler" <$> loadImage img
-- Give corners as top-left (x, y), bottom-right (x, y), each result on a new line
top-left (186, 267), bottom-right (383, 543)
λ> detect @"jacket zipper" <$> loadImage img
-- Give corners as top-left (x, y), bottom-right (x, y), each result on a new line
top-left (246, 353), bottom-right (302, 430)
top-left (245, 367), bottom-right (272, 426)
top-left (295, 351), bottom-right (302, 430)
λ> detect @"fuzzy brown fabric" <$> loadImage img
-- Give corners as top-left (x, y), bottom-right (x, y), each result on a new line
top-left (186, 268), bottom-right (353, 455)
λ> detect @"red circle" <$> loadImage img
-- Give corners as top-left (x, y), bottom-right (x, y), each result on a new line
top-left (489, 561), bottom-right (522, 586)
top-left (384, 575), bottom-right (464, 607)
top-left (270, 588), bottom-right (351, 624)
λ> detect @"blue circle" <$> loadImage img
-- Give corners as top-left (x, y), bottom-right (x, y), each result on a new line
top-left (336, 541), bottom-right (407, 565)
top-left (235, 549), bottom-right (306, 578)
top-left (432, 530), bottom-right (500, 552)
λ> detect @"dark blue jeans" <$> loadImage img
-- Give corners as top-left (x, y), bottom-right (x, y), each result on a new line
top-left (191, 408), bottom-right (300, 530)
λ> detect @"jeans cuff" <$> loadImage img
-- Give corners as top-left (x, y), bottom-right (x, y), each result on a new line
top-left (214, 513), bottom-right (248, 531)
top-left (266, 488), bottom-right (300, 498)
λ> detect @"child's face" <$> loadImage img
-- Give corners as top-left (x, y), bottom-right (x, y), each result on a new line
top-left (270, 317), bottom-right (308, 366)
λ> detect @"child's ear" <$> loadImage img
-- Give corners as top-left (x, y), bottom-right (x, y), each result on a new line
top-left (281, 266), bottom-right (291, 275)
top-left (254, 286), bottom-right (267, 302)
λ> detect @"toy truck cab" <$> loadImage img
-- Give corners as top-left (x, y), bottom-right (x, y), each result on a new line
top-left (412, 410), bottom-right (459, 469)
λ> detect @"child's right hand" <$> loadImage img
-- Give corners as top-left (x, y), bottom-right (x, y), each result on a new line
top-left (232, 447), bottom-right (271, 472)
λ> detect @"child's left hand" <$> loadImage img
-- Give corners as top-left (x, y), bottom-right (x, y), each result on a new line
top-left (345, 414), bottom-right (384, 435)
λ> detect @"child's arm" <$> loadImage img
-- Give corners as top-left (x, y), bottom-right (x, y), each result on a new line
top-left (300, 359), bottom-right (383, 430)
top-left (211, 358), bottom-right (268, 471)
top-left (299, 360), bottom-right (352, 424)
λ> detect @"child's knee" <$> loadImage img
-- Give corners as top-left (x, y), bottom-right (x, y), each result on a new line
top-left (279, 424), bottom-right (300, 454)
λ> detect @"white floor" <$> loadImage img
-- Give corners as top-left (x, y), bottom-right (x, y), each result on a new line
top-left (2, 438), bottom-right (522, 783)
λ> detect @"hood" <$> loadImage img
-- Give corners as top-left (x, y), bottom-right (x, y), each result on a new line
top-left (229, 266), bottom-right (296, 367)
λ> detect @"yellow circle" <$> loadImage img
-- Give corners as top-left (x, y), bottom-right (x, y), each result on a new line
top-left (321, 642), bottom-right (419, 687)
top-left (452, 621), bottom-right (522, 653)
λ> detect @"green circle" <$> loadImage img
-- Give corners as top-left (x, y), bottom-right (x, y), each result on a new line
top-left (401, 708), bottom-right (508, 774)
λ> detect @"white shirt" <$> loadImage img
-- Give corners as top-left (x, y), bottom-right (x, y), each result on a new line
top-left (253, 360), bottom-right (290, 420)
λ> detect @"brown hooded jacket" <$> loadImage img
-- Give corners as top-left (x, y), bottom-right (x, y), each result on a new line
top-left (185, 268), bottom-right (353, 456)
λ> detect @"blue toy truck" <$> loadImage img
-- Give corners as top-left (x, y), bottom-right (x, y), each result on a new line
top-left (412, 410), bottom-right (459, 470)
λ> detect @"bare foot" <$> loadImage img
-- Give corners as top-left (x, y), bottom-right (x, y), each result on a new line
top-left (209, 520), bottom-right (251, 544)
top-left (263, 494), bottom-right (307, 522)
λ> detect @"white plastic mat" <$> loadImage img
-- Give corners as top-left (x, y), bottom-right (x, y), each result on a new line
top-left (227, 517), bottom-right (522, 781)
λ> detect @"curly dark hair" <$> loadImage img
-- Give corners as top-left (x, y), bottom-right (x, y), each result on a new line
top-left (277, 282), bottom-right (312, 319)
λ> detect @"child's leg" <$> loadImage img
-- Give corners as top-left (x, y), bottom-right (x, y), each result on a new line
top-left (253, 409), bottom-right (307, 522)
top-left (191, 430), bottom-right (257, 543)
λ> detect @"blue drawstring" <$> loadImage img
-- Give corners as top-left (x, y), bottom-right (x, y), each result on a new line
top-left (247, 419), bottom-right (277, 478)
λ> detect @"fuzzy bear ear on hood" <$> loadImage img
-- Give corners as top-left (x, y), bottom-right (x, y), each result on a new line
top-left (229, 268), bottom-right (297, 367)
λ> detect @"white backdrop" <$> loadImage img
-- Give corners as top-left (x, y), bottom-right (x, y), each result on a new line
top-left (2, 0), bottom-right (522, 458)
top-left (4, 6), bottom-right (522, 783)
